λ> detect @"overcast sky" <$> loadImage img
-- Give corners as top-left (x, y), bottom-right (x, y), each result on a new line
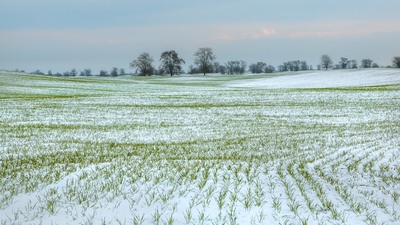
top-left (1, 0), bottom-right (400, 73)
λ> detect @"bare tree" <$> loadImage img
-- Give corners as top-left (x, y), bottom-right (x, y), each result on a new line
top-left (240, 60), bottom-right (247, 74)
top-left (80, 69), bottom-right (92, 76)
top-left (350, 60), bottom-right (358, 69)
top-left (392, 56), bottom-right (400, 68)
top-left (99, 70), bottom-right (108, 76)
top-left (291, 60), bottom-right (301, 71)
top-left (361, 59), bottom-right (373, 68)
top-left (194, 47), bottom-right (216, 75)
top-left (279, 60), bottom-right (307, 71)
top-left (279, 62), bottom-right (289, 72)
top-left (249, 62), bottom-right (266, 73)
top-left (265, 65), bottom-right (275, 73)
top-left (160, 50), bottom-right (185, 76)
top-left (110, 67), bottom-right (119, 77)
top-left (130, 52), bottom-right (155, 76)
top-left (300, 61), bottom-right (309, 71)
top-left (320, 54), bottom-right (333, 70)
top-left (219, 64), bottom-right (227, 74)
top-left (226, 60), bottom-right (246, 74)
top-left (70, 69), bottom-right (78, 76)
top-left (213, 62), bottom-right (221, 73)
top-left (226, 61), bottom-right (237, 75)
top-left (188, 65), bottom-right (198, 74)
top-left (339, 57), bottom-right (350, 69)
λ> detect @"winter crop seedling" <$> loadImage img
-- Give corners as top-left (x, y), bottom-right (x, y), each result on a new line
top-left (1, 70), bottom-right (399, 225)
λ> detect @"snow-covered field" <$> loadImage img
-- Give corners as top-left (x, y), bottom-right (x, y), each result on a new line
top-left (1, 69), bottom-right (399, 225)
top-left (228, 69), bottom-right (400, 88)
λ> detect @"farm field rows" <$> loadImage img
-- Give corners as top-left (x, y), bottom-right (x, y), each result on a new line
top-left (1, 69), bottom-right (399, 225)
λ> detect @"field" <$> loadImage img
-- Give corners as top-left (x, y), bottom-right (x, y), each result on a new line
top-left (1, 69), bottom-right (399, 225)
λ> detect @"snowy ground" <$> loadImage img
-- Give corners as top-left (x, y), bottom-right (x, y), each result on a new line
top-left (228, 69), bottom-right (400, 88)
top-left (1, 69), bottom-right (399, 225)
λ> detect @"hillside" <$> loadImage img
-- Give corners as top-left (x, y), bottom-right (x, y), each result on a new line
top-left (1, 69), bottom-right (399, 225)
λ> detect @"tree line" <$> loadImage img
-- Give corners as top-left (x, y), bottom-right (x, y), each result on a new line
top-left (27, 68), bottom-right (127, 77)
top-left (26, 48), bottom-right (400, 76)
top-left (319, 55), bottom-right (389, 70)
top-left (129, 49), bottom-right (400, 76)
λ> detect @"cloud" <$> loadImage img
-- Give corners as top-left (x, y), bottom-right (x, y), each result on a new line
top-left (1, 19), bottom-right (399, 72)
top-left (283, 20), bottom-right (400, 39)
top-left (2, 19), bottom-right (398, 47)
top-left (211, 24), bottom-right (278, 41)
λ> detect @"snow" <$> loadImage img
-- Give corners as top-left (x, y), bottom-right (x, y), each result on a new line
top-left (228, 69), bottom-right (400, 88)
top-left (0, 69), bottom-right (399, 224)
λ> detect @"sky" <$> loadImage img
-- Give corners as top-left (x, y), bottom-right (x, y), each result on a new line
top-left (1, 0), bottom-right (400, 73)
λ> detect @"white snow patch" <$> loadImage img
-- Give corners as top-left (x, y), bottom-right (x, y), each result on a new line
top-left (228, 69), bottom-right (400, 88)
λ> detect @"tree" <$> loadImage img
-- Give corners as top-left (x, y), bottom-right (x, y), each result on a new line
top-left (226, 61), bottom-right (237, 74)
top-left (130, 52), bottom-right (155, 76)
top-left (361, 59), bottom-right (373, 68)
top-left (300, 61), bottom-right (309, 71)
top-left (99, 70), bottom-right (108, 76)
top-left (219, 65), bottom-right (227, 74)
top-left (155, 66), bottom-right (165, 75)
top-left (213, 62), bottom-right (221, 73)
top-left (119, 68), bottom-right (126, 75)
top-left (320, 54), bottom-right (333, 70)
top-left (188, 65), bottom-right (198, 74)
top-left (339, 57), bottom-right (350, 69)
top-left (239, 60), bottom-right (247, 74)
top-left (160, 50), bottom-right (185, 76)
top-left (249, 62), bottom-right (266, 73)
top-left (291, 60), bottom-right (301, 71)
top-left (31, 70), bottom-right (44, 75)
top-left (110, 67), bottom-right (119, 77)
top-left (282, 62), bottom-right (290, 71)
top-left (350, 60), bottom-right (358, 69)
top-left (70, 69), bottom-right (78, 76)
top-left (226, 60), bottom-right (246, 74)
top-left (392, 56), bottom-right (400, 68)
top-left (194, 47), bottom-right (216, 75)
top-left (278, 64), bottom-right (286, 72)
top-left (81, 69), bottom-right (92, 76)
top-left (226, 61), bottom-right (239, 74)
top-left (279, 60), bottom-right (307, 72)
top-left (265, 65), bottom-right (275, 73)
top-left (372, 63), bottom-right (379, 68)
